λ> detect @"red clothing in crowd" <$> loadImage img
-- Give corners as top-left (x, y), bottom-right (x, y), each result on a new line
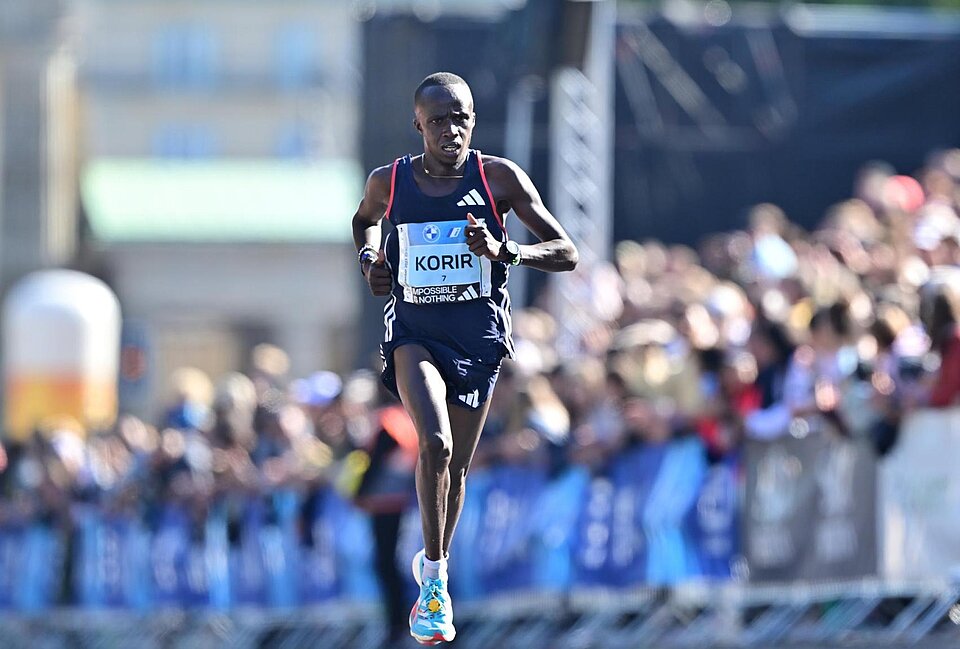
top-left (697, 384), bottom-right (762, 456)
top-left (929, 326), bottom-right (960, 408)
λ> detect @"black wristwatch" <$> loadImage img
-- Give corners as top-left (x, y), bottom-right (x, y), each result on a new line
top-left (503, 240), bottom-right (522, 266)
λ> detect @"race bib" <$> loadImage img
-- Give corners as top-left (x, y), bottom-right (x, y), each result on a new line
top-left (397, 220), bottom-right (492, 304)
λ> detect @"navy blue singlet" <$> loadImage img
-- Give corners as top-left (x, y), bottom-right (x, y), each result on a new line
top-left (379, 150), bottom-right (514, 408)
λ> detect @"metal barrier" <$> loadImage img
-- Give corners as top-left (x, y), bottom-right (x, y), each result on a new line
top-left (1, 580), bottom-right (957, 648)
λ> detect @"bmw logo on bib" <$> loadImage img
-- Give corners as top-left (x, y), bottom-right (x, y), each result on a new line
top-left (423, 225), bottom-right (441, 243)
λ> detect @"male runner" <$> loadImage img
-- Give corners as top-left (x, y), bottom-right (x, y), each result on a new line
top-left (352, 72), bottom-right (578, 644)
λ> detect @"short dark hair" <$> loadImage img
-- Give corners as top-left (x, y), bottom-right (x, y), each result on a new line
top-left (921, 276), bottom-right (960, 350)
top-left (810, 300), bottom-right (852, 339)
top-left (414, 72), bottom-right (469, 105)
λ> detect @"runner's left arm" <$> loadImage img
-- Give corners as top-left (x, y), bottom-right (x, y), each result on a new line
top-left (482, 157), bottom-right (579, 273)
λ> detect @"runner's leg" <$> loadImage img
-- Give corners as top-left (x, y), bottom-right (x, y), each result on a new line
top-left (393, 343), bottom-right (452, 562)
top-left (442, 401), bottom-right (490, 556)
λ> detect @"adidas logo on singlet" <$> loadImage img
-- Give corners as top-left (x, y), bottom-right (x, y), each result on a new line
top-left (456, 189), bottom-right (486, 207)
top-left (458, 286), bottom-right (479, 301)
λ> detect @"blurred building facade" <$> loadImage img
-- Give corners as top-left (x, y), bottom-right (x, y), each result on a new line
top-left (72, 0), bottom-right (365, 416)
top-left (0, 0), bottom-right (78, 286)
top-left (73, 0), bottom-right (360, 160)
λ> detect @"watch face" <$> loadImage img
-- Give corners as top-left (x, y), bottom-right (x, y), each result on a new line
top-left (506, 240), bottom-right (521, 265)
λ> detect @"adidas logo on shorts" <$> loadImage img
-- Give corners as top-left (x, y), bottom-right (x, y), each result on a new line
top-left (458, 389), bottom-right (480, 408)
top-left (456, 189), bottom-right (486, 207)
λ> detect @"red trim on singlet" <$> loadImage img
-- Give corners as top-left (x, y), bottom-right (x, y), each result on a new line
top-left (476, 152), bottom-right (506, 235)
top-left (384, 158), bottom-right (399, 224)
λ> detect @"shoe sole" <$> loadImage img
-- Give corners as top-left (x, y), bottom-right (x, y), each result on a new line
top-left (409, 603), bottom-right (446, 645)
top-left (411, 627), bottom-right (456, 644)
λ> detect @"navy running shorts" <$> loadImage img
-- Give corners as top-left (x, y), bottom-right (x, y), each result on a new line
top-left (380, 338), bottom-right (504, 411)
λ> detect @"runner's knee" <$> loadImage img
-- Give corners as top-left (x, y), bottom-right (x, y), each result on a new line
top-left (420, 430), bottom-right (452, 469)
top-left (448, 458), bottom-right (470, 487)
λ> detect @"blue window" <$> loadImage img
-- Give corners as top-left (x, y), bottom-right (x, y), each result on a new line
top-left (152, 124), bottom-right (217, 159)
top-left (275, 122), bottom-right (312, 159)
top-left (152, 24), bottom-right (218, 89)
top-left (275, 25), bottom-right (316, 89)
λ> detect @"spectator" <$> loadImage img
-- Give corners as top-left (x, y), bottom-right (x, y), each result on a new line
top-left (744, 302), bottom-right (855, 439)
top-left (914, 204), bottom-right (960, 269)
top-left (161, 367), bottom-right (213, 432)
top-left (696, 349), bottom-right (759, 461)
top-left (353, 400), bottom-right (418, 644)
top-left (743, 318), bottom-right (795, 441)
top-left (917, 273), bottom-right (960, 408)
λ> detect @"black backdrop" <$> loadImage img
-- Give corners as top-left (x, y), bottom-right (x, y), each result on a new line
top-left (363, 7), bottom-right (960, 245)
top-left (612, 11), bottom-right (960, 243)
top-left (356, 6), bottom-right (960, 358)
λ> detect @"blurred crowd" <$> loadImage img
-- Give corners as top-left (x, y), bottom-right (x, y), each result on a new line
top-left (1, 148), bottom-right (959, 606)
top-left (0, 346), bottom-right (373, 550)
top-left (480, 148), bottom-right (960, 477)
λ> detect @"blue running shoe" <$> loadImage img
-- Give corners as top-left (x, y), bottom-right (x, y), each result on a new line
top-left (408, 550), bottom-right (454, 644)
top-left (408, 550), bottom-right (438, 645)
top-left (409, 576), bottom-right (456, 644)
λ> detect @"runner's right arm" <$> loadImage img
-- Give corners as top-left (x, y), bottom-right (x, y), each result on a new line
top-left (352, 165), bottom-right (394, 297)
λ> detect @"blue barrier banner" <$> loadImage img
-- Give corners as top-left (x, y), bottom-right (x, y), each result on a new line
top-left (685, 457), bottom-right (740, 579)
top-left (182, 540), bottom-right (211, 607)
top-left (218, 492), bottom-right (303, 609)
top-left (643, 438), bottom-right (708, 584)
top-left (17, 524), bottom-right (65, 612)
top-left (446, 468), bottom-right (492, 600)
top-left (203, 512), bottom-right (230, 610)
top-left (75, 510), bottom-right (151, 609)
top-left (261, 523), bottom-right (298, 608)
top-left (229, 501), bottom-right (267, 607)
top-left (0, 441), bottom-right (748, 611)
top-left (27, 525), bottom-right (61, 610)
top-left (474, 465), bottom-right (547, 595)
top-left (150, 508), bottom-right (210, 608)
top-left (573, 445), bottom-right (666, 587)
top-left (573, 473), bottom-right (622, 586)
top-left (330, 492), bottom-right (379, 601)
top-left (0, 526), bottom-right (22, 609)
top-left (300, 489), bottom-right (339, 602)
top-left (396, 504), bottom-right (426, 603)
top-left (530, 466), bottom-right (590, 591)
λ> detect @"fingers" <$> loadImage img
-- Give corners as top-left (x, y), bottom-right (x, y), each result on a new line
top-left (375, 248), bottom-right (385, 266)
top-left (465, 214), bottom-right (490, 257)
top-left (465, 213), bottom-right (485, 237)
top-left (468, 240), bottom-right (488, 256)
top-left (366, 264), bottom-right (392, 296)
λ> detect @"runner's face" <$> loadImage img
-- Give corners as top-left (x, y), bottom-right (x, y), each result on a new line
top-left (414, 84), bottom-right (475, 168)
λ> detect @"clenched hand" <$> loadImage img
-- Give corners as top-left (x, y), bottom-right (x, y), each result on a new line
top-left (364, 248), bottom-right (393, 296)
